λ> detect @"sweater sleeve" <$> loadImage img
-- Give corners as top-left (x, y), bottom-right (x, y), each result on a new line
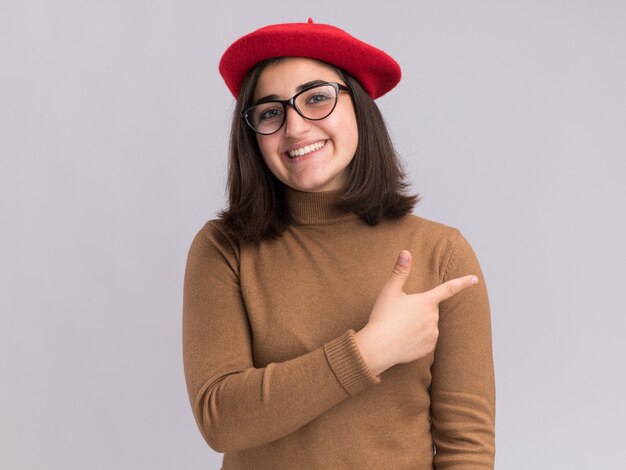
top-left (430, 232), bottom-right (496, 469)
top-left (182, 221), bottom-right (380, 453)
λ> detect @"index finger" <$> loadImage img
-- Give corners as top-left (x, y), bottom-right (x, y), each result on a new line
top-left (424, 275), bottom-right (479, 304)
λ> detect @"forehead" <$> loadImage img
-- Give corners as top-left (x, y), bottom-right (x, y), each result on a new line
top-left (253, 57), bottom-right (343, 101)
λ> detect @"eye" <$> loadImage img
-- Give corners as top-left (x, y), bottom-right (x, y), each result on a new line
top-left (256, 105), bottom-right (284, 122)
top-left (305, 92), bottom-right (332, 105)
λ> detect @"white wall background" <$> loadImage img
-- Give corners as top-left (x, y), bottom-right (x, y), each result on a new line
top-left (1, 1), bottom-right (625, 468)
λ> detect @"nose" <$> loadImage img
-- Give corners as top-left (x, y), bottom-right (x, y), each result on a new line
top-left (283, 105), bottom-right (310, 137)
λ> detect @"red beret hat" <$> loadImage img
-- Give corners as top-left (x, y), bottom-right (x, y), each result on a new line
top-left (219, 18), bottom-right (401, 100)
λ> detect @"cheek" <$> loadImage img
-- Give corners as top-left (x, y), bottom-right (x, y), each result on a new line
top-left (256, 136), bottom-right (274, 161)
top-left (350, 121), bottom-right (359, 150)
top-left (256, 136), bottom-right (282, 172)
top-left (333, 103), bottom-right (358, 147)
top-left (343, 113), bottom-right (359, 154)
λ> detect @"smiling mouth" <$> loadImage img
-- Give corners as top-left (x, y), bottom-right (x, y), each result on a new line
top-left (287, 140), bottom-right (326, 158)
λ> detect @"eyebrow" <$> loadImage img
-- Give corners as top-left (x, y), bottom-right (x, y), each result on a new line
top-left (254, 80), bottom-right (328, 104)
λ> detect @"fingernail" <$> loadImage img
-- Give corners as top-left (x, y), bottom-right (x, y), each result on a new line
top-left (398, 253), bottom-right (409, 264)
top-left (471, 276), bottom-right (479, 285)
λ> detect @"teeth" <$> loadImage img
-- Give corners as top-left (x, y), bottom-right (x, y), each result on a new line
top-left (288, 141), bottom-right (325, 158)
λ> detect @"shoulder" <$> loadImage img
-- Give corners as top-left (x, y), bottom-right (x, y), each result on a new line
top-left (186, 219), bottom-right (240, 266)
top-left (191, 219), bottom-right (237, 245)
top-left (390, 213), bottom-right (479, 282)
top-left (396, 213), bottom-right (460, 239)
top-left (183, 219), bottom-right (242, 290)
top-left (389, 213), bottom-right (461, 252)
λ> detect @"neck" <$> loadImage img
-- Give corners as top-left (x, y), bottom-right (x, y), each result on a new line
top-left (285, 187), bottom-right (358, 225)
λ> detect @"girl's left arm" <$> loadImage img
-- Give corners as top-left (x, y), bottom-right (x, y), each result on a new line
top-left (430, 231), bottom-right (496, 469)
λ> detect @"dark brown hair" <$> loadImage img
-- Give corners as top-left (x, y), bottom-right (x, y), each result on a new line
top-left (218, 58), bottom-right (420, 243)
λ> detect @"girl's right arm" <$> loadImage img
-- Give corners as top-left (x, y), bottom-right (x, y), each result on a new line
top-left (182, 221), bottom-right (380, 453)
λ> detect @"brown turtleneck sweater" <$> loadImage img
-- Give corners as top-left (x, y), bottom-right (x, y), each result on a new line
top-left (182, 188), bottom-right (495, 469)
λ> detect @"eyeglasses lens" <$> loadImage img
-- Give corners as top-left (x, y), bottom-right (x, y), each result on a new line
top-left (246, 84), bottom-right (339, 135)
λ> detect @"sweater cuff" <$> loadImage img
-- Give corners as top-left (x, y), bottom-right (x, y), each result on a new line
top-left (324, 329), bottom-right (381, 395)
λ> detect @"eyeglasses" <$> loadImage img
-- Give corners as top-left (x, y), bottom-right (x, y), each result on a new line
top-left (242, 81), bottom-right (351, 135)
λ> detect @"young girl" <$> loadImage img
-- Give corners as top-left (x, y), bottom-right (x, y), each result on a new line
top-left (183, 19), bottom-right (495, 469)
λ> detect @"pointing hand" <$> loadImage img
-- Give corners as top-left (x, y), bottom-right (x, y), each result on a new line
top-left (355, 250), bottom-right (478, 376)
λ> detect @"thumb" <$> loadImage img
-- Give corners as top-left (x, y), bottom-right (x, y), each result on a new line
top-left (383, 250), bottom-right (412, 294)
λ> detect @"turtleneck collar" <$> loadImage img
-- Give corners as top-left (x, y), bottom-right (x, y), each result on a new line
top-left (285, 187), bottom-right (359, 225)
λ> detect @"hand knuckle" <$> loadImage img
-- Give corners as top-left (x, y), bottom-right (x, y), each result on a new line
top-left (392, 267), bottom-right (407, 276)
top-left (445, 283), bottom-right (455, 297)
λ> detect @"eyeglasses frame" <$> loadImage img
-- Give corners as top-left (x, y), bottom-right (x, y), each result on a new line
top-left (242, 81), bottom-right (351, 135)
